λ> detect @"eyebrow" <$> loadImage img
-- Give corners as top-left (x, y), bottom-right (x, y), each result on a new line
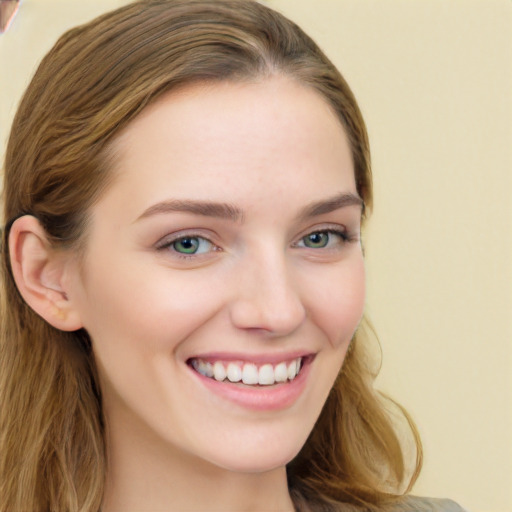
top-left (298, 192), bottom-right (364, 220)
top-left (135, 192), bottom-right (363, 223)
top-left (136, 199), bottom-right (244, 223)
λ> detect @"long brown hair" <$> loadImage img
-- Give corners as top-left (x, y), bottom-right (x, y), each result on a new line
top-left (0, 1), bottom-right (421, 510)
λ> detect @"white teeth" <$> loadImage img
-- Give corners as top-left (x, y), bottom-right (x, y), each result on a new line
top-left (213, 361), bottom-right (227, 382)
top-left (191, 357), bottom-right (304, 386)
top-left (226, 362), bottom-right (242, 383)
top-left (194, 359), bottom-right (213, 378)
top-left (204, 361), bottom-right (214, 378)
top-left (242, 363), bottom-right (259, 385)
top-left (287, 359), bottom-right (297, 380)
top-left (258, 364), bottom-right (275, 385)
top-left (274, 362), bottom-right (288, 383)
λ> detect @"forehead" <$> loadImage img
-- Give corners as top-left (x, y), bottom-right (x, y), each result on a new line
top-left (100, 77), bottom-right (356, 219)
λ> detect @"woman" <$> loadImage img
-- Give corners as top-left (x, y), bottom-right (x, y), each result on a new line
top-left (0, 1), bottom-right (466, 511)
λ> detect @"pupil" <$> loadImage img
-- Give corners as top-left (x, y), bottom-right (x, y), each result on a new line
top-left (176, 237), bottom-right (198, 253)
top-left (307, 233), bottom-right (328, 247)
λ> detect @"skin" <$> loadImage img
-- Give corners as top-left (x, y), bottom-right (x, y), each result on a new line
top-left (11, 76), bottom-right (366, 511)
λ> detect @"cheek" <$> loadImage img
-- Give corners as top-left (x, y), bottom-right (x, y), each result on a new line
top-left (305, 258), bottom-right (365, 347)
top-left (77, 257), bottom-right (228, 355)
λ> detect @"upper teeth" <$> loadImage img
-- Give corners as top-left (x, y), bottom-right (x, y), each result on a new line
top-left (191, 358), bottom-right (302, 386)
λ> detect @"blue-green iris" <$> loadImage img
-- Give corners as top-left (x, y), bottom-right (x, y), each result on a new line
top-left (173, 237), bottom-right (200, 254)
top-left (303, 232), bottom-right (329, 248)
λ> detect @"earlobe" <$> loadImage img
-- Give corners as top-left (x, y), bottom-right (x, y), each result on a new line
top-left (8, 215), bottom-right (83, 331)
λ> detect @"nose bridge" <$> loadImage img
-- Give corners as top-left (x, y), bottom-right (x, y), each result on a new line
top-left (229, 245), bottom-right (306, 335)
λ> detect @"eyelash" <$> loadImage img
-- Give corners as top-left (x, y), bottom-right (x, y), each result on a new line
top-left (156, 232), bottom-right (219, 260)
top-left (299, 228), bottom-right (352, 245)
top-left (156, 226), bottom-right (357, 259)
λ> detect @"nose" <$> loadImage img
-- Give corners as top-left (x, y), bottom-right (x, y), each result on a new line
top-left (228, 251), bottom-right (307, 336)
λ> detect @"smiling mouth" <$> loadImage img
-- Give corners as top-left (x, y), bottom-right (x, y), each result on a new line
top-left (187, 357), bottom-right (307, 386)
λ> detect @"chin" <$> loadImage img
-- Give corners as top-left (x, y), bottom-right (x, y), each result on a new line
top-left (199, 431), bottom-right (307, 475)
top-left (213, 451), bottom-right (298, 474)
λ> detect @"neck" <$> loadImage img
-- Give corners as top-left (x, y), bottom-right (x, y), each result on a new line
top-left (101, 409), bottom-right (295, 512)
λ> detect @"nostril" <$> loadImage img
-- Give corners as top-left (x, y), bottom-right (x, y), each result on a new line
top-left (229, 294), bottom-right (306, 335)
top-left (229, 261), bottom-right (306, 334)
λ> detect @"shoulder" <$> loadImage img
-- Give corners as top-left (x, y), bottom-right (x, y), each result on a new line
top-left (390, 495), bottom-right (469, 512)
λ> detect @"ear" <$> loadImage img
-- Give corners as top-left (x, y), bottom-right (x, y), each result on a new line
top-left (8, 215), bottom-right (83, 331)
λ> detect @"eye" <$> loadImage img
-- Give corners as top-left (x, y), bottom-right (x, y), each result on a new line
top-left (302, 232), bottom-right (330, 249)
top-left (159, 235), bottom-right (215, 255)
top-left (297, 229), bottom-right (348, 249)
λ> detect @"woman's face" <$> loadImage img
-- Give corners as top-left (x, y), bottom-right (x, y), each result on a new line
top-left (68, 77), bottom-right (365, 473)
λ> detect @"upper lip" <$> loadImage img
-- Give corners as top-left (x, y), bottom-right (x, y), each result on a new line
top-left (187, 350), bottom-right (315, 365)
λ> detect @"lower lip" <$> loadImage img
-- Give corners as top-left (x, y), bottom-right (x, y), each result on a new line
top-left (188, 360), bottom-right (312, 411)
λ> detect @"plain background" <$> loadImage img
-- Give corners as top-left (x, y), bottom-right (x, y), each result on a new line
top-left (1, 1), bottom-right (511, 511)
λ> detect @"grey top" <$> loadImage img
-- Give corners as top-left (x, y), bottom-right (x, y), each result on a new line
top-left (292, 490), bottom-right (468, 512)
top-left (393, 496), bottom-right (468, 512)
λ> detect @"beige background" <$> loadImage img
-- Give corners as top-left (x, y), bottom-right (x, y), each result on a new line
top-left (1, 1), bottom-right (511, 511)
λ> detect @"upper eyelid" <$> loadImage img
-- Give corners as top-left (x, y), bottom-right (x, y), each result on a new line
top-left (155, 230), bottom-right (217, 248)
top-left (294, 223), bottom-right (349, 239)
top-left (294, 228), bottom-right (348, 247)
top-left (155, 234), bottom-right (219, 261)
